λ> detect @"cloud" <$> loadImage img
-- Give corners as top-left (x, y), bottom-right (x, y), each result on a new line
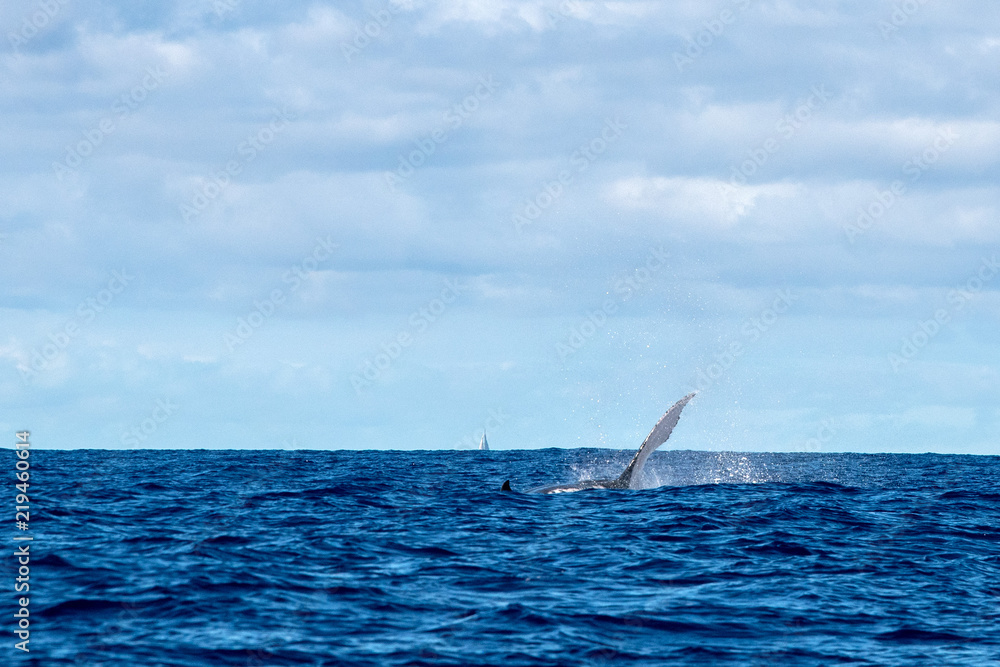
top-left (1, 0), bottom-right (998, 452)
top-left (604, 175), bottom-right (801, 227)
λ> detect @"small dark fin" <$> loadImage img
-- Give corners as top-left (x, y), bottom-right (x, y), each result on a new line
top-left (501, 480), bottom-right (512, 492)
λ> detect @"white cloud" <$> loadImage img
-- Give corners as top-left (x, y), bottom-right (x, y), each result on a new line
top-left (2, 0), bottom-right (1000, 451)
top-left (604, 176), bottom-right (801, 228)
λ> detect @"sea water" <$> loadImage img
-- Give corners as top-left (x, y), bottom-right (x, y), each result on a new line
top-left (17, 449), bottom-right (1000, 666)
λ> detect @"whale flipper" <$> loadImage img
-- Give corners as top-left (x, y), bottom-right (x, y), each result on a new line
top-left (614, 392), bottom-right (696, 489)
top-left (524, 392), bottom-right (696, 493)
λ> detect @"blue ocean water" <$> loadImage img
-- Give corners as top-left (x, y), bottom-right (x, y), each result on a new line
top-left (15, 449), bottom-right (1000, 666)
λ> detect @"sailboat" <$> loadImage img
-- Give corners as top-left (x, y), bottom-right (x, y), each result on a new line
top-left (479, 432), bottom-right (489, 451)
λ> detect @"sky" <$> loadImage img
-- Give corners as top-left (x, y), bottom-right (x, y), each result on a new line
top-left (1, 0), bottom-right (998, 453)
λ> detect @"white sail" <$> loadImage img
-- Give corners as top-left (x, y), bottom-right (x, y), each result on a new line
top-left (479, 432), bottom-right (489, 451)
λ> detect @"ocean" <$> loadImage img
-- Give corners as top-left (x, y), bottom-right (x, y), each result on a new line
top-left (15, 449), bottom-right (1000, 666)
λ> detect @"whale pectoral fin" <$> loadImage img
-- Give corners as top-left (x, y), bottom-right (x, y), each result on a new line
top-left (501, 480), bottom-right (512, 492)
top-left (616, 392), bottom-right (696, 489)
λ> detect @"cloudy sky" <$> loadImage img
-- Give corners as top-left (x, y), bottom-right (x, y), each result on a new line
top-left (2, 0), bottom-right (998, 453)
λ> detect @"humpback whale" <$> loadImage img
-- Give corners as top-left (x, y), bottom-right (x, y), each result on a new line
top-left (504, 393), bottom-right (695, 493)
top-left (480, 432), bottom-right (489, 451)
